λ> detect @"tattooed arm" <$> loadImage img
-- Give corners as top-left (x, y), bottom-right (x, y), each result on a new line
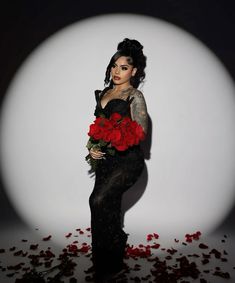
top-left (130, 90), bottom-right (148, 134)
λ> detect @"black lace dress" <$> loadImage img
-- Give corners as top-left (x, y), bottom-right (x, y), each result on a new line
top-left (89, 88), bottom-right (145, 277)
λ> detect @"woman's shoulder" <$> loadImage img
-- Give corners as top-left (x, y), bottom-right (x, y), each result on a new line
top-left (94, 87), bottom-right (110, 97)
top-left (94, 89), bottom-right (102, 95)
top-left (94, 90), bottom-right (101, 102)
top-left (94, 87), bottom-right (110, 102)
top-left (129, 88), bottom-right (145, 98)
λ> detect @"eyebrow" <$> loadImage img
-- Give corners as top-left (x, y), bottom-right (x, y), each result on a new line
top-left (113, 63), bottom-right (130, 67)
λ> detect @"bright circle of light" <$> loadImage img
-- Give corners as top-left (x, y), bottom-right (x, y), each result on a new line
top-left (1, 14), bottom-right (235, 246)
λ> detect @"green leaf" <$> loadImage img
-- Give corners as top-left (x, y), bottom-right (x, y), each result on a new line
top-left (107, 148), bottom-right (115, 156)
top-left (86, 139), bottom-right (93, 150)
top-left (99, 140), bottom-right (107, 147)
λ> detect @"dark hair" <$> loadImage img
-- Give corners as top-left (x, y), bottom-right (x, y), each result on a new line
top-left (104, 38), bottom-right (147, 89)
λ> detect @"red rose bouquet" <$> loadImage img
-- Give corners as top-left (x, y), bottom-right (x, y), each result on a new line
top-left (86, 112), bottom-right (145, 171)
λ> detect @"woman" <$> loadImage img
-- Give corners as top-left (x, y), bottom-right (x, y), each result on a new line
top-left (88, 38), bottom-right (148, 281)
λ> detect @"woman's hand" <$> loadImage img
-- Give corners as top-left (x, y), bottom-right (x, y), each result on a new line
top-left (89, 147), bottom-right (106, 160)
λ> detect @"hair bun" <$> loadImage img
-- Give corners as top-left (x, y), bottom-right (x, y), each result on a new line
top-left (117, 38), bottom-right (143, 54)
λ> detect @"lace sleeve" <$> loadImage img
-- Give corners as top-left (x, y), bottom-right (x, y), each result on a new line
top-left (130, 90), bottom-right (148, 134)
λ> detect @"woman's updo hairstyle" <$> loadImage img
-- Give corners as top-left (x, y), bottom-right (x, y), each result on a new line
top-left (104, 38), bottom-right (147, 88)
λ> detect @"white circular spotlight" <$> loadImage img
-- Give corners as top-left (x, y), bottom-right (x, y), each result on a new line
top-left (1, 14), bottom-right (235, 246)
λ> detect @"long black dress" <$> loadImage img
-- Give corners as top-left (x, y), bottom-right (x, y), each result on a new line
top-left (89, 88), bottom-right (145, 278)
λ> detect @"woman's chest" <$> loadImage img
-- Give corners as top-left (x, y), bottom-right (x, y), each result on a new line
top-left (100, 93), bottom-right (129, 109)
top-left (99, 99), bottom-right (132, 118)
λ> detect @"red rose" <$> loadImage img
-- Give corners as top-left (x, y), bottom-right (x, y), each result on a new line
top-left (110, 129), bottom-right (122, 144)
top-left (102, 119), bottom-right (113, 142)
top-left (88, 123), bottom-right (98, 137)
top-left (110, 112), bottom-right (122, 122)
top-left (112, 136), bottom-right (129, 151)
top-left (135, 124), bottom-right (145, 141)
top-left (121, 116), bottom-right (131, 126)
top-left (88, 124), bottom-right (103, 140)
top-left (86, 113), bottom-right (146, 173)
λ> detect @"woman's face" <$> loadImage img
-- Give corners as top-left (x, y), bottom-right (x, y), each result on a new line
top-left (111, 56), bottom-right (137, 87)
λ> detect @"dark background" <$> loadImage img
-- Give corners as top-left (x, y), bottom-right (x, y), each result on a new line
top-left (0, 0), bottom-right (234, 228)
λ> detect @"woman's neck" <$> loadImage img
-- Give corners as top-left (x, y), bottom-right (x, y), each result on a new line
top-left (113, 84), bottom-right (133, 92)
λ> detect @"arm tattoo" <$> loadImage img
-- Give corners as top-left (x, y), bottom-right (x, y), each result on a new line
top-left (130, 90), bottom-right (148, 134)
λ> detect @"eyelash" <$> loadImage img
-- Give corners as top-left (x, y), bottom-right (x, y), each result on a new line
top-left (111, 65), bottom-right (128, 71)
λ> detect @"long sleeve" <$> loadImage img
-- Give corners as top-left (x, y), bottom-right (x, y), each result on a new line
top-left (130, 89), bottom-right (148, 134)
